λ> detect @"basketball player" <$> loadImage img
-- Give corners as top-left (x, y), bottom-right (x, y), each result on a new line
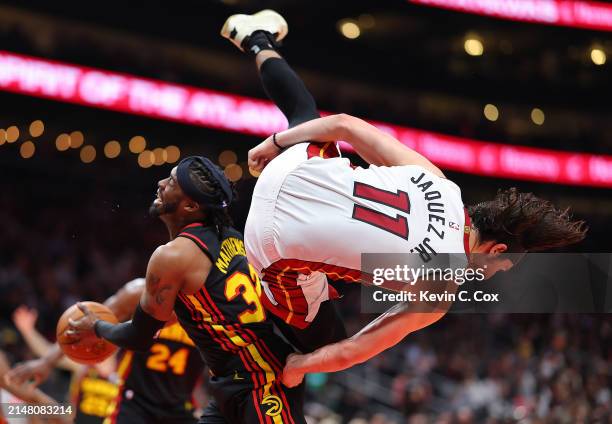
top-left (65, 160), bottom-right (305, 423)
top-left (8, 279), bottom-right (205, 424)
top-left (220, 10), bottom-right (587, 366)
top-left (0, 349), bottom-right (70, 424)
top-left (12, 305), bottom-right (118, 424)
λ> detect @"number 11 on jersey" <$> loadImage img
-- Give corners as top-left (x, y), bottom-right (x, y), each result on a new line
top-left (352, 182), bottom-right (411, 239)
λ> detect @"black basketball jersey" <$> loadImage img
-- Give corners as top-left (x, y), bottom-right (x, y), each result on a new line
top-left (173, 224), bottom-right (293, 384)
top-left (111, 322), bottom-right (203, 416)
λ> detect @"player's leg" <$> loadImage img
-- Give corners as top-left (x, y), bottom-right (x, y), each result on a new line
top-left (223, 10), bottom-right (346, 352)
top-left (109, 399), bottom-right (151, 424)
top-left (221, 10), bottom-right (320, 128)
top-left (241, 382), bottom-right (306, 424)
top-left (270, 300), bottom-right (347, 353)
top-left (197, 400), bottom-right (228, 424)
top-left (256, 50), bottom-right (320, 128)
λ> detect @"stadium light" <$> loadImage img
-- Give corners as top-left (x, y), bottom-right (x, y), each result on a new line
top-left (6, 126), bottom-right (19, 143)
top-left (129, 136), bottom-right (147, 154)
top-left (165, 145), bottom-right (180, 164)
top-left (531, 108), bottom-right (545, 125)
top-left (339, 20), bottom-right (361, 39)
top-left (80, 145), bottom-right (96, 163)
top-left (219, 150), bottom-right (238, 167)
top-left (70, 131), bottom-right (84, 148)
top-left (29, 120), bottom-right (44, 137)
top-left (224, 163), bottom-right (243, 182)
top-left (249, 167), bottom-right (261, 178)
top-left (153, 148), bottom-right (166, 166)
top-left (56, 134), bottom-right (71, 151)
top-left (408, 0), bottom-right (612, 32)
top-left (104, 141), bottom-right (121, 158)
top-left (590, 47), bottom-right (606, 65)
top-left (20, 141), bottom-right (35, 159)
top-left (464, 38), bottom-right (484, 56)
top-left (0, 51), bottom-right (611, 187)
top-left (358, 14), bottom-right (376, 29)
top-left (484, 104), bottom-right (499, 121)
top-left (138, 150), bottom-right (154, 168)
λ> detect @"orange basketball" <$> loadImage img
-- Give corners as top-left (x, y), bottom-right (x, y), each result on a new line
top-left (56, 301), bottom-right (119, 365)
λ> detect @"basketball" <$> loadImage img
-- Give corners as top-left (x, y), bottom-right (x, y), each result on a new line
top-left (56, 302), bottom-right (119, 365)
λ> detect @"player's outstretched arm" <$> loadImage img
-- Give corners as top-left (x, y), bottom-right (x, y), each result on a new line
top-left (68, 239), bottom-right (206, 351)
top-left (6, 278), bottom-right (147, 386)
top-left (281, 303), bottom-right (447, 387)
top-left (0, 351), bottom-right (72, 424)
top-left (12, 307), bottom-right (80, 374)
top-left (249, 113), bottom-right (445, 177)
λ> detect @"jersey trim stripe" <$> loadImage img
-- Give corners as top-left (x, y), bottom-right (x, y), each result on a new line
top-left (259, 340), bottom-right (283, 374)
top-left (179, 293), bottom-right (235, 353)
top-left (194, 290), bottom-right (223, 323)
top-left (180, 223), bottom-right (204, 231)
top-left (236, 349), bottom-right (269, 424)
top-left (198, 286), bottom-right (226, 322)
top-left (274, 380), bottom-right (295, 424)
top-left (463, 208), bottom-right (471, 258)
top-left (186, 293), bottom-right (213, 322)
top-left (319, 142), bottom-right (331, 157)
top-left (252, 388), bottom-right (268, 424)
top-left (243, 345), bottom-right (289, 424)
top-left (116, 351), bottom-right (133, 380)
top-left (276, 266), bottom-right (293, 324)
top-left (177, 233), bottom-right (210, 254)
top-left (306, 141), bottom-right (340, 160)
top-left (106, 351), bottom-right (133, 424)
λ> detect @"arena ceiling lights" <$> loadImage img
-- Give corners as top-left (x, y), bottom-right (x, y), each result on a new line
top-left (1, 51), bottom-right (611, 188)
top-left (409, 0), bottom-right (612, 31)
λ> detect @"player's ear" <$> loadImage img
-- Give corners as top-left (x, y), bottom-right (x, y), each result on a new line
top-left (488, 243), bottom-right (508, 257)
top-left (183, 200), bottom-right (200, 213)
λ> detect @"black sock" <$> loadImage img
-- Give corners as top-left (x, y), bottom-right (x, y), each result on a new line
top-left (259, 57), bottom-right (320, 128)
top-left (244, 30), bottom-right (279, 56)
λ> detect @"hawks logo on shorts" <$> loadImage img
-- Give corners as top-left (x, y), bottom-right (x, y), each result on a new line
top-left (172, 224), bottom-right (304, 423)
top-left (261, 395), bottom-right (283, 417)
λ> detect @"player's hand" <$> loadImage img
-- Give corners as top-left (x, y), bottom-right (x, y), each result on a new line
top-left (281, 353), bottom-right (305, 388)
top-left (66, 302), bottom-right (100, 339)
top-left (5, 357), bottom-right (52, 387)
top-left (12, 305), bottom-right (38, 334)
top-left (3, 373), bottom-right (38, 396)
top-left (248, 135), bottom-right (281, 172)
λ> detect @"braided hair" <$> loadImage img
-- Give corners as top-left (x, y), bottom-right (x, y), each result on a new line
top-left (187, 160), bottom-right (237, 237)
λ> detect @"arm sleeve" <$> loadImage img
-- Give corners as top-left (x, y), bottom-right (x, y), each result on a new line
top-left (94, 303), bottom-right (165, 351)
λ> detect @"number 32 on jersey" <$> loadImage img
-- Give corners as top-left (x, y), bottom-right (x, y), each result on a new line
top-left (225, 264), bottom-right (266, 324)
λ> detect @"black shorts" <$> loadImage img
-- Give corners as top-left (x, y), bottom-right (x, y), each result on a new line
top-left (107, 389), bottom-right (197, 424)
top-left (271, 299), bottom-right (347, 353)
top-left (199, 375), bottom-right (305, 424)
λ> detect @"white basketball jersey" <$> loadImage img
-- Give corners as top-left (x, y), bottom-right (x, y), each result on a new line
top-left (273, 156), bottom-right (469, 270)
top-left (245, 142), bottom-right (470, 327)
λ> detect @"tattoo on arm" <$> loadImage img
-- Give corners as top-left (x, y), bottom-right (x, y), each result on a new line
top-left (147, 274), bottom-right (174, 306)
top-left (148, 274), bottom-right (161, 292)
top-left (155, 285), bottom-right (173, 305)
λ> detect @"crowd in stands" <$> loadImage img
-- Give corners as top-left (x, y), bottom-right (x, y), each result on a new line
top-left (1, 181), bottom-right (609, 423)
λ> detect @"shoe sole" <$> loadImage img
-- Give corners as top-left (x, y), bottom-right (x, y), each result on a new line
top-left (221, 9), bottom-right (288, 51)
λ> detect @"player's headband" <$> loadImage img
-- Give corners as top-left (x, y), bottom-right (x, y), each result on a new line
top-left (176, 156), bottom-right (233, 209)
